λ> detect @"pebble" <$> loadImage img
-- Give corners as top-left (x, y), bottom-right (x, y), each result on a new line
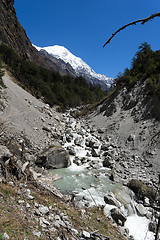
top-left (26, 203), bottom-right (31, 208)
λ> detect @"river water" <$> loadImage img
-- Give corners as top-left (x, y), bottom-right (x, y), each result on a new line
top-left (51, 116), bottom-right (156, 240)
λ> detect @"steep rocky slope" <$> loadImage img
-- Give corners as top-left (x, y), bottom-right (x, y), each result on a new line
top-left (0, 0), bottom-right (76, 76)
top-left (86, 79), bottom-right (160, 182)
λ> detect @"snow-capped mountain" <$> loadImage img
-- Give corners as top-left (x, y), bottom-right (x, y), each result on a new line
top-left (34, 45), bottom-right (113, 90)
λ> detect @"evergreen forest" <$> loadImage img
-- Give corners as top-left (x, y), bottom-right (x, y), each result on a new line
top-left (0, 44), bottom-right (106, 110)
top-left (115, 42), bottom-right (160, 95)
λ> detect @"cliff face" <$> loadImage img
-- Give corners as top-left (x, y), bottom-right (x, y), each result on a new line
top-left (0, 0), bottom-right (76, 76)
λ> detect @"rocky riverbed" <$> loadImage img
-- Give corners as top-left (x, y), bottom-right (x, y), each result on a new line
top-left (0, 73), bottom-right (160, 239)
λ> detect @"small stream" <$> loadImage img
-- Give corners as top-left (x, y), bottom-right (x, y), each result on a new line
top-left (51, 115), bottom-right (156, 240)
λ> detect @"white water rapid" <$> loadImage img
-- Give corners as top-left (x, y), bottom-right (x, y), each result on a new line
top-left (51, 114), bottom-right (157, 240)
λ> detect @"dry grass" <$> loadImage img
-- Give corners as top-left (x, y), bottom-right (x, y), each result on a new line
top-left (0, 180), bottom-right (127, 240)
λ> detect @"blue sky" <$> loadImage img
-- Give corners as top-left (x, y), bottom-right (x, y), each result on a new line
top-left (14, 0), bottom-right (160, 79)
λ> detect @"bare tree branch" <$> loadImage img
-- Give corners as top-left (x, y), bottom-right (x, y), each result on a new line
top-left (103, 12), bottom-right (160, 47)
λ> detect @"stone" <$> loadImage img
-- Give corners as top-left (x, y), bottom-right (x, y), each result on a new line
top-left (92, 142), bottom-right (100, 149)
top-left (103, 158), bottom-right (114, 168)
top-left (67, 146), bottom-right (76, 156)
top-left (127, 179), bottom-right (155, 201)
top-left (32, 231), bottom-right (41, 238)
top-left (82, 230), bottom-right (90, 238)
top-left (0, 145), bottom-right (12, 161)
top-left (18, 200), bottom-right (24, 204)
top-left (26, 203), bottom-right (30, 208)
top-left (98, 128), bottom-right (105, 134)
top-left (36, 145), bottom-right (71, 169)
top-left (135, 204), bottom-right (147, 216)
top-left (104, 194), bottom-right (121, 207)
top-left (26, 194), bottom-right (34, 200)
top-left (21, 161), bottom-right (29, 173)
top-left (110, 208), bottom-right (127, 226)
top-left (71, 229), bottom-right (79, 235)
top-left (144, 197), bottom-right (150, 206)
top-left (128, 134), bottom-right (135, 141)
top-left (101, 144), bottom-right (110, 151)
top-left (88, 139), bottom-right (96, 147)
top-left (3, 233), bottom-right (9, 239)
top-left (43, 125), bottom-right (51, 132)
top-left (91, 148), bottom-right (100, 157)
top-left (148, 221), bottom-right (157, 233)
top-left (42, 218), bottom-right (50, 226)
top-left (29, 167), bottom-right (41, 180)
top-left (74, 136), bottom-right (83, 146)
top-left (128, 235), bottom-right (134, 240)
top-left (38, 206), bottom-right (49, 215)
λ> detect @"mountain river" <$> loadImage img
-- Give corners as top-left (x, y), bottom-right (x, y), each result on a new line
top-left (51, 115), bottom-right (157, 240)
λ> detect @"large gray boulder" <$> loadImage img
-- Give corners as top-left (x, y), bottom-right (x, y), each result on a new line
top-left (36, 145), bottom-right (71, 169)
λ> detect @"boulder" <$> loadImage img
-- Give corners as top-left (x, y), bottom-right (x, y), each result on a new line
top-left (110, 208), bottom-right (127, 226)
top-left (103, 157), bottom-right (114, 168)
top-left (128, 179), bottom-right (156, 201)
top-left (36, 145), bottom-right (71, 169)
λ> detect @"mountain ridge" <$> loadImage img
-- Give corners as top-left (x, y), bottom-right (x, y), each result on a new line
top-left (35, 45), bottom-right (113, 90)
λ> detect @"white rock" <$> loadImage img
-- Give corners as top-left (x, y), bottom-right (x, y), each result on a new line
top-left (32, 231), bottom-right (41, 238)
top-left (82, 230), bottom-right (90, 238)
top-left (3, 232), bottom-right (9, 239)
top-left (38, 206), bottom-right (49, 215)
top-left (26, 203), bottom-right (30, 208)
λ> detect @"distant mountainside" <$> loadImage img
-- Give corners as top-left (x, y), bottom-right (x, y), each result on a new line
top-left (35, 45), bottom-right (113, 91)
top-left (0, 0), bottom-right (75, 76)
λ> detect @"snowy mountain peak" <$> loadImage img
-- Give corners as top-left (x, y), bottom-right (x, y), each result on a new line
top-left (34, 45), bottom-right (113, 90)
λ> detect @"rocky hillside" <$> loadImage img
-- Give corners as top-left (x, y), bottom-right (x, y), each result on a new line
top-left (86, 78), bottom-right (160, 183)
top-left (0, 0), bottom-right (76, 76)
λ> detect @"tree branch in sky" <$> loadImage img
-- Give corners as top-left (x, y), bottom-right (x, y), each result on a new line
top-left (103, 12), bottom-right (160, 47)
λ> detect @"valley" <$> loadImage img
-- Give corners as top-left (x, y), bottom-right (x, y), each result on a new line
top-left (0, 1), bottom-right (160, 239)
top-left (0, 71), bottom-right (159, 240)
